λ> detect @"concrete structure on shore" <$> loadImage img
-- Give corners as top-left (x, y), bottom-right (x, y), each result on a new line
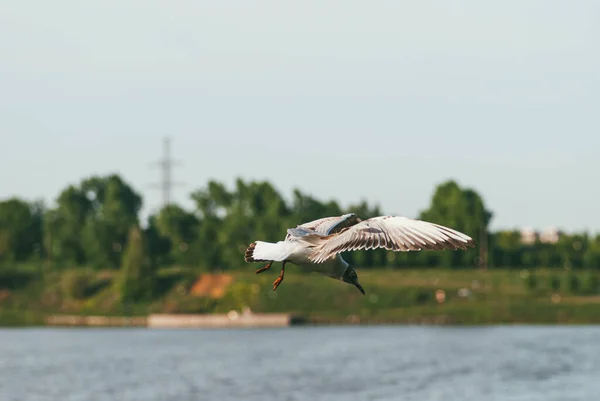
top-left (147, 312), bottom-right (304, 328)
top-left (45, 312), bottom-right (305, 328)
top-left (45, 315), bottom-right (147, 327)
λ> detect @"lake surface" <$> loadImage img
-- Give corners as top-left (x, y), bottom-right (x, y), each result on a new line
top-left (1, 325), bottom-right (599, 401)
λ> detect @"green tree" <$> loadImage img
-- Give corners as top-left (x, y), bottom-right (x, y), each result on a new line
top-left (190, 178), bottom-right (294, 270)
top-left (583, 235), bottom-right (600, 269)
top-left (119, 225), bottom-right (154, 303)
top-left (491, 230), bottom-right (522, 267)
top-left (419, 180), bottom-right (492, 268)
top-left (81, 175), bottom-right (142, 268)
top-left (190, 180), bottom-right (230, 270)
top-left (549, 275), bottom-right (561, 292)
top-left (154, 204), bottom-right (199, 266)
top-left (44, 174), bottom-right (142, 268)
top-left (0, 198), bottom-right (43, 263)
top-left (144, 215), bottom-right (172, 268)
top-left (567, 273), bottom-right (581, 294)
top-left (43, 186), bottom-right (90, 265)
top-left (290, 189), bottom-right (342, 228)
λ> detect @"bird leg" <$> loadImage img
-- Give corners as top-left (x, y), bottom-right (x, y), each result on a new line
top-left (272, 261), bottom-right (286, 291)
top-left (255, 261), bottom-right (272, 274)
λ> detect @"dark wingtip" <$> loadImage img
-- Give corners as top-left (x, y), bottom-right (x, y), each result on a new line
top-left (244, 242), bottom-right (257, 263)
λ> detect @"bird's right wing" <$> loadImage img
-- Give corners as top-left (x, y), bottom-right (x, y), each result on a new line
top-left (308, 215), bottom-right (475, 263)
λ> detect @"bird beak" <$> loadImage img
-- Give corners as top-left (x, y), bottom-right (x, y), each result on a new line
top-left (354, 282), bottom-right (366, 295)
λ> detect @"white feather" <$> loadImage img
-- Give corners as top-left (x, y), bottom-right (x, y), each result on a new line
top-left (248, 241), bottom-right (297, 262)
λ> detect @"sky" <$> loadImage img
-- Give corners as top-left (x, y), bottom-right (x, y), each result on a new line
top-left (1, 1), bottom-right (599, 233)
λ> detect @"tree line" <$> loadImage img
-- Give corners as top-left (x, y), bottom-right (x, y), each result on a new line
top-left (1, 173), bottom-right (599, 271)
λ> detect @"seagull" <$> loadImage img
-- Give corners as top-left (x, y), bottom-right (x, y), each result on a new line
top-left (244, 213), bottom-right (475, 295)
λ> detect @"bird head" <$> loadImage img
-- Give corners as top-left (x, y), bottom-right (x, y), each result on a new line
top-left (342, 266), bottom-right (365, 295)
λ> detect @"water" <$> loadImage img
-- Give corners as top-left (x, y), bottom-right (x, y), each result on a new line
top-left (1, 326), bottom-right (599, 401)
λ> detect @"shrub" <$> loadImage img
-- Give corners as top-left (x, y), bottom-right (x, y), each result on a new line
top-left (549, 275), bottom-right (561, 292)
top-left (526, 272), bottom-right (537, 291)
top-left (120, 226), bottom-right (155, 303)
top-left (567, 274), bottom-right (581, 294)
top-left (586, 275), bottom-right (600, 295)
top-left (163, 296), bottom-right (217, 314)
top-left (154, 267), bottom-right (197, 298)
top-left (62, 270), bottom-right (95, 300)
top-left (414, 288), bottom-right (433, 304)
top-left (0, 267), bottom-right (35, 290)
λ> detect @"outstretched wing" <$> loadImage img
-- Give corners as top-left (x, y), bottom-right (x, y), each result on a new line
top-left (308, 216), bottom-right (475, 263)
top-left (285, 213), bottom-right (361, 241)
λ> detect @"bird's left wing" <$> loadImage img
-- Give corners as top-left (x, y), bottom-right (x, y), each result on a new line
top-left (285, 213), bottom-right (361, 241)
top-left (308, 216), bottom-right (475, 263)
top-left (299, 213), bottom-right (362, 235)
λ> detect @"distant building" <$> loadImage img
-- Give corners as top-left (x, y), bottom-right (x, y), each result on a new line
top-left (539, 226), bottom-right (561, 244)
top-left (520, 227), bottom-right (537, 245)
top-left (519, 226), bottom-right (562, 245)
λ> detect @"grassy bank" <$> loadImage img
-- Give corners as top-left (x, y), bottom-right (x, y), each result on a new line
top-left (2, 265), bottom-right (600, 326)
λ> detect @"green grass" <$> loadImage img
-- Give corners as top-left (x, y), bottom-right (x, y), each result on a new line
top-left (222, 267), bottom-right (600, 324)
top-left (2, 265), bottom-right (600, 326)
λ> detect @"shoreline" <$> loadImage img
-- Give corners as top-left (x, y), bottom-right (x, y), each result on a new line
top-left (3, 312), bottom-right (600, 328)
top-left (4, 268), bottom-right (600, 328)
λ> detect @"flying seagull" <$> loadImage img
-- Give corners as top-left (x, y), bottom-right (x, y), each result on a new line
top-left (244, 213), bottom-right (475, 295)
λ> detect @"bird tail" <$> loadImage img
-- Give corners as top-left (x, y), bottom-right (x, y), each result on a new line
top-left (244, 241), bottom-right (294, 262)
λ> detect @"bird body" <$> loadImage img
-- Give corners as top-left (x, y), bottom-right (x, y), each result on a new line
top-left (244, 213), bottom-right (475, 294)
top-left (246, 240), bottom-right (349, 277)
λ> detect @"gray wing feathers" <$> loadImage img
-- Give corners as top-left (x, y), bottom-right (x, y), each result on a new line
top-left (285, 227), bottom-right (326, 246)
top-left (298, 213), bottom-right (362, 235)
top-left (286, 227), bottom-right (319, 238)
top-left (285, 213), bottom-right (362, 241)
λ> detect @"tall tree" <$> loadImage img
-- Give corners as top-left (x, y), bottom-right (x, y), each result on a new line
top-left (43, 186), bottom-right (90, 265)
top-left (119, 225), bottom-right (154, 303)
top-left (584, 235), bottom-right (600, 269)
top-left (144, 215), bottom-right (172, 268)
top-left (0, 198), bottom-right (43, 263)
top-left (190, 178), bottom-right (293, 270)
top-left (290, 189), bottom-right (342, 227)
top-left (44, 174), bottom-right (142, 268)
top-left (419, 180), bottom-right (492, 268)
top-left (190, 180), bottom-right (230, 270)
top-left (154, 204), bottom-right (199, 266)
top-left (490, 230), bottom-right (522, 267)
top-left (81, 174), bottom-right (142, 268)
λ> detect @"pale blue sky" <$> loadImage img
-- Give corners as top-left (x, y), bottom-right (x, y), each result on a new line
top-left (1, 1), bottom-right (599, 233)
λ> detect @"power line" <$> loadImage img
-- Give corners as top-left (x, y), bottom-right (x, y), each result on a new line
top-left (149, 137), bottom-right (184, 208)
